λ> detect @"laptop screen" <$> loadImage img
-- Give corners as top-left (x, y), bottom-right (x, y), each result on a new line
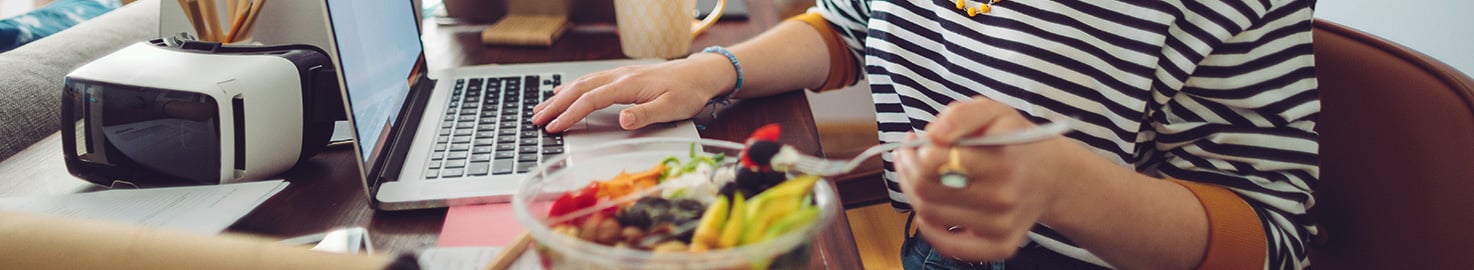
top-left (324, 0), bottom-right (424, 164)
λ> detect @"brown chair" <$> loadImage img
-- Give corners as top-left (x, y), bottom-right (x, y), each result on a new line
top-left (1310, 19), bottom-right (1474, 268)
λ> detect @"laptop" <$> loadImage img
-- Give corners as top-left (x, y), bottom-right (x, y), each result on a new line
top-left (321, 0), bottom-right (701, 210)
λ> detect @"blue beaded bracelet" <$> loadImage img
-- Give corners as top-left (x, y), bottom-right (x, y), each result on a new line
top-left (702, 46), bottom-right (743, 108)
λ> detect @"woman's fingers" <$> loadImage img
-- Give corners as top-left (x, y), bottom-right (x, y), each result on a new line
top-left (544, 82), bottom-right (639, 133)
top-left (532, 72), bottom-right (614, 126)
top-left (926, 97), bottom-right (1028, 146)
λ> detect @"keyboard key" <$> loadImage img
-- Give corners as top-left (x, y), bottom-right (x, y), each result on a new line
top-left (492, 159), bottom-right (515, 175)
top-left (450, 143), bottom-right (470, 151)
top-left (436, 136), bottom-right (449, 143)
top-left (445, 159), bottom-right (467, 168)
top-left (482, 110), bottom-right (497, 117)
top-left (471, 154), bottom-right (492, 162)
top-left (542, 147), bottom-right (564, 155)
top-left (460, 108), bottom-right (477, 115)
top-left (442, 168), bottom-right (465, 177)
top-left (444, 115), bottom-right (456, 121)
top-left (427, 161), bottom-right (442, 169)
top-left (425, 169), bottom-right (439, 179)
top-left (500, 122), bottom-right (518, 129)
top-left (452, 137), bottom-right (471, 143)
top-left (501, 115), bottom-right (518, 122)
top-left (499, 129), bottom-right (518, 136)
top-left (439, 128), bottom-right (452, 135)
top-left (517, 154), bottom-right (537, 162)
top-left (520, 131), bottom-right (539, 138)
top-left (467, 162), bottom-right (490, 176)
top-left (497, 136), bottom-right (516, 143)
top-left (454, 129), bottom-right (473, 136)
top-left (474, 138), bottom-right (495, 145)
top-left (515, 162), bottom-right (538, 173)
top-left (441, 122), bottom-right (454, 128)
top-left (431, 152), bottom-right (445, 160)
top-left (448, 151), bottom-right (469, 159)
top-left (480, 118), bottom-right (496, 124)
top-left (496, 144), bottom-right (516, 151)
top-left (434, 143), bottom-right (448, 151)
top-left (456, 122), bottom-right (475, 129)
top-left (476, 131), bottom-right (496, 138)
top-left (518, 146), bottom-right (538, 154)
top-left (479, 124), bottom-right (498, 130)
top-left (495, 151), bottom-right (516, 159)
top-left (542, 137), bottom-right (563, 146)
top-left (519, 138), bottom-right (538, 145)
top-left (461, 102), bottom-right (478, 109)
top-left (473, 146), bottom-right (494, 153)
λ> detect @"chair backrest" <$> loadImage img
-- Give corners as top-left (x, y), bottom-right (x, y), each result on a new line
top-left (1310, 19), bottom-right (1474, 268)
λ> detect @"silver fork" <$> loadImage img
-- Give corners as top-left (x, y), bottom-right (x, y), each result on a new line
top-left (777, 121), bottom-right (1074, 177)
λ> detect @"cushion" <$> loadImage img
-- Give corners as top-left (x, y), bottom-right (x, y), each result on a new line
top-left (0, 0), bottom-right (122, 53)
top-left (0, 0), bottom-right (157, 161)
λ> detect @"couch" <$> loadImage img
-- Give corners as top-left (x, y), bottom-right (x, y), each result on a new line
top-left (0, 0), bottom-right (157, 161)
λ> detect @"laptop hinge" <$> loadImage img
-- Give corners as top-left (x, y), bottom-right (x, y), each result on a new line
top-left (369, 74), bottom-right (437, 200)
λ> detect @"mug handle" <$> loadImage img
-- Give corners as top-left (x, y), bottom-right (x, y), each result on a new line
top-left (691, 0), bottom-right (727, 37)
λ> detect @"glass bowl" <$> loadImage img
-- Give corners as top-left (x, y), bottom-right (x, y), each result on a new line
top-left (512, 138), bottom-right (839, 269)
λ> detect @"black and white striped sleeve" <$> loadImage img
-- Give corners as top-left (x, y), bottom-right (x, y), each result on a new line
top-left (1149, 1), bottom-right (1319, 269)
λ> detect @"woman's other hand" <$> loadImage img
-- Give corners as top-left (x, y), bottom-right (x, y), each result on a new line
top-left (893, 96), bottom-right (1084, 261)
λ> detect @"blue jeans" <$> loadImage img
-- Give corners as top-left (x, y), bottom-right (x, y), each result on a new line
top-left (901, 212), bottom-right (1005, 270)
top-left (902, 231), bottom-right (1006, 269)
top-left (899, 212), bottom-right (1110, 270)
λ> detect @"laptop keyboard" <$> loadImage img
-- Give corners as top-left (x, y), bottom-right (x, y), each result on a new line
top-left (424, 74), bottom-right (565, 179)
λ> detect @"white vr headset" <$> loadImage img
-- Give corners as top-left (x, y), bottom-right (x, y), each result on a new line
top-left (60, 38), bottom-right (345, 187)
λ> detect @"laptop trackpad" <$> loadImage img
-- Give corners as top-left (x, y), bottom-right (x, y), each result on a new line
top-left (582, 105), bottom-right (627, 132)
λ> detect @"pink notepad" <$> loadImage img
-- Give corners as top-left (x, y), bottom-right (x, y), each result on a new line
top-left (437, 203), bottom-right (526, 247)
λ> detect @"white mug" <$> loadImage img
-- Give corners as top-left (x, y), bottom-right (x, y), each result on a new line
top-left (614, 0), bottom-right (726, 59)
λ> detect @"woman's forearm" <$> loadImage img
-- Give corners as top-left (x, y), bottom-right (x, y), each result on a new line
top-left (1042, 148), bottom-right (1212, 269)
top-left (683, 20), bottom-right (834, 100)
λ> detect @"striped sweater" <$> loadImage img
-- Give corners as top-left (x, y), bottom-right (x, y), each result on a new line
top-left (795, 0), bottom-right (1319, 268)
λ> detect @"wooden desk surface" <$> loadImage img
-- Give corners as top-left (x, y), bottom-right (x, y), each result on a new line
top-left (0, 0), bottom-right (864, 269)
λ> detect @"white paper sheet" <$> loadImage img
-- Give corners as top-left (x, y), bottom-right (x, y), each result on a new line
top-left (417, 246), bottom-right (540, 270)
top-left (0, 180), bottom-right (288, 234)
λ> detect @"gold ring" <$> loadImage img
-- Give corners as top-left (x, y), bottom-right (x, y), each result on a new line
top-left (938, 148), bottom-right (969, 188)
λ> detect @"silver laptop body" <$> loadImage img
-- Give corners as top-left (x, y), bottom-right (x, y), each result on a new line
top-left (321, 0), bottom-right (699, 210)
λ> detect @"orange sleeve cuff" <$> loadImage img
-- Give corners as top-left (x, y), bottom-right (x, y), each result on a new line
top-left (1169, 178), bottom-right (1267, 270)
top-left (787, 12), bottom-right (859, 92)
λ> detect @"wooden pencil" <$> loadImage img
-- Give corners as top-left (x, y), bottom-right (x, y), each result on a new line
top-left (231, 0), bottom-right (266, 42)
top-left (222, 0), bottom-right (252, 42)
top-left (483, 232), bottom-right (531, 270)
top-left (181, 0), bottom-right (211, 41)
top-left (196, 0), bottom-right (223, 42)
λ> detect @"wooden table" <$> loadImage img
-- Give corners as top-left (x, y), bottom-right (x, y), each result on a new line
top-left (0, 0), bottom-right (864, 268)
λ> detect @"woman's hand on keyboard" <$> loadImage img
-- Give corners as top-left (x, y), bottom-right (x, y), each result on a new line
top-left (531, 53), bottom-right (736, 133)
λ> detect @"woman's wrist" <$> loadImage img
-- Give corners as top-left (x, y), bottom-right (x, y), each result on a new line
top-left (682, 51), bottom-right (741, 100)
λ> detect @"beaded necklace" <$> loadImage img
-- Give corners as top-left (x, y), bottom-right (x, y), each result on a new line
top-left (955, 0), bottom-right (1002, 17)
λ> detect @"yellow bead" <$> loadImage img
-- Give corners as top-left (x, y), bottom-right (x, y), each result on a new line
top-left (978, 4), bottom-right (991, 14)
top-left (956, 0), bottom-right (966, 9)
top-left (967, 7), bottom-right (979, 16)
